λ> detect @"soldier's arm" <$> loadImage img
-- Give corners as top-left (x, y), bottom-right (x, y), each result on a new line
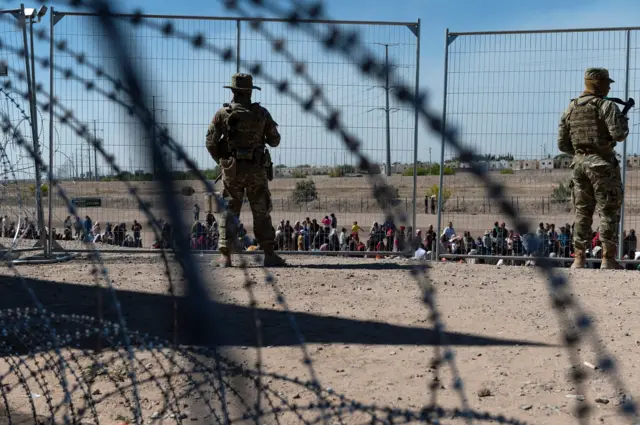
top-left (601, 100), bottom-right (629, 142)
top-left (205, 110), bottom-right (225, 163)
top-left (262, 108), bottom-right (281, 148)
top-left (557, 109), bottom-right (574, 155)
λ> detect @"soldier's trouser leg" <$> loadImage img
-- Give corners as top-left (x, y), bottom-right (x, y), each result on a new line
top-left (571, 165), bottom-right (596, 252)
top-left (246, 184), bottom-right (276, 253)
top-left (591, 164), bottom-right (623, 250)
top-left (219, 178), bottom-right (245, 253)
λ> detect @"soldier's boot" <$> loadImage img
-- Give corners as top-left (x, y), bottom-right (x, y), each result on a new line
top-left (601, 244), bottom-right (623, 270)
top-left (263, 246), bottom-right (286, 267)
top-left (570, 249), bottom-right (586, 269)
top-left (217, 246), bottom-right (232, 268)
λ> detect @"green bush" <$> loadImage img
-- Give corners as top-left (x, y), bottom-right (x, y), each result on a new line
top-left (28, 183), bottom-right (48, 197)
top-left (329, 164), bottom-right (356, 177)
top-left (402, 164), bottom-right (455, 176)
top-left (291, 169), bottom-right (308, 179)
top-left (402, 167), bottom-right (428, 176)
top-left (551, 180), bottom-right (572, 204)
top-left (500, 168), bottom-right (514, 175)
top-left (425, 184), bottom-right (452, 206)
top-left (328, 168), bottom-right (344, 178)
top-left (292, 179), bottom-right (318, 204)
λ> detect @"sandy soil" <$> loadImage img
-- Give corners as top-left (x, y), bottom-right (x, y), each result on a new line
top-left (1, 255), bottom-right (639, 424)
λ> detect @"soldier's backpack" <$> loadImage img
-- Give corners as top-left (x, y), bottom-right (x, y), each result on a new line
top-left (566, 95), bottom-right (612, 150)
top-left (223, 102), bottom-right (266, 159)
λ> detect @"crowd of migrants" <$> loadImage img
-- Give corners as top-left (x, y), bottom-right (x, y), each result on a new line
top-left (0, 214), bottom-right (169, 248)
top-left (272, 217), bottom-right (639, 264)
top-left (2, 204), bottom-right (637, 267)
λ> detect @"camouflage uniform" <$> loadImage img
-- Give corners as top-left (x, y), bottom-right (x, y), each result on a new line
top-left (557, 68), bottom-right (629, 269)
top-left (206, 73), bottom-right (285, 267)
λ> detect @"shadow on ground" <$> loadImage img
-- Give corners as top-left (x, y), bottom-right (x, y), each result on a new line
top-left (294, 262), bottom-right (417, 270)
top-left (0, 274), bottom-right (555, 355)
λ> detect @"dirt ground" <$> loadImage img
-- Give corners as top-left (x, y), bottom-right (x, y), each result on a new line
top-left (1, 254), bottom-right (639, 424)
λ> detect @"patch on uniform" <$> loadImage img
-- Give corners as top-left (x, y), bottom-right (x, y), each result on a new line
top-left (181, 186), bottom-right (195, 197)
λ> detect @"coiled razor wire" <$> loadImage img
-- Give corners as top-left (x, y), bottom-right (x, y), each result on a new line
top-left (0, 0), bottom-right (633, 424)
top-left (0, 87), bottom-right (47, 251)
top-left (0, 10), bottom-right (344, 425)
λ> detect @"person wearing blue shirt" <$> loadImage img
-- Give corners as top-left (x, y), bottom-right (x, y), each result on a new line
top-left (558, 226), bottom-right (571, 257)
top-left (83, 216), bottom-right (93, 242)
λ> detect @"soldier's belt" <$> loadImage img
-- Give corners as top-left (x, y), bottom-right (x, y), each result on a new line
top-left (231, 148), bottom-right (255, 160)
top-left (231, 148), bottom-right (265, 163)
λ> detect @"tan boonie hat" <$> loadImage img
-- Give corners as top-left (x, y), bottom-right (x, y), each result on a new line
top-left (584, 67), bottom-right (614, 83)
top-left (224, 73), bottom-right (261, 91)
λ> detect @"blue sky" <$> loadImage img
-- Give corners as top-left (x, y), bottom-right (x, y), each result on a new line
top-left (3, 0), bottom-right (640, 179)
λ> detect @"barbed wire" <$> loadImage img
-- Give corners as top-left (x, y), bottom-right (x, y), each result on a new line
top-left (0, 18), bottom-right (342, 425)
top-left (222, 1), bottom-right (635, 424)
top-left (0, 0), bottom-right (633, 424)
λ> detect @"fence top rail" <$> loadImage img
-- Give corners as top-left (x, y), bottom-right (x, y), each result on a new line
top-left (449, 25), bottom-right (640, 36)
top-left (52, 10), bottom-right (418, 27)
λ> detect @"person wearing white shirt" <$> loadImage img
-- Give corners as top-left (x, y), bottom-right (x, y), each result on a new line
top-left (442, 222), bottom-right (456, 240)
top-left (339, 227), bottom-right (347, 250)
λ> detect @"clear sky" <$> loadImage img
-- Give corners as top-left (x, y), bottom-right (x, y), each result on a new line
top-left (3, 0), bottom-right (640, 180)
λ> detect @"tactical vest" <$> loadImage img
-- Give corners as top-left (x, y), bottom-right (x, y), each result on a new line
top-left (566, 95), bottom-right (613, 152)
top-left (223, 102), bottom-right (266, 158)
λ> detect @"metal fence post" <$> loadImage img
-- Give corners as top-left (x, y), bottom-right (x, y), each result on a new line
top-left (47, 6), bottom-right (55, 257)
top-left (19, 4), bottom-right (47, 255)
top-left (236, 19), bottom-right (241, 72)
top-left (411, 18), bottom-right (421, 235)
top-left (435, 28), bottom-right (450, 260)
top-left (619, 29), bottom-right (631, 260)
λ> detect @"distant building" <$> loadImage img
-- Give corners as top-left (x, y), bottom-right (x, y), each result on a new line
top-left (540, 159), bottom-right (554, 169)
top-left (627, 155), bottom-right (640, 168)
top-left (380, 163), bottom-right (412, 175)
top-left (552, 156), bottom-right (572, 169)
top-left (488, 160), bottom-right (510, 170)
top-left (510, 160), bottom-right (539, 171)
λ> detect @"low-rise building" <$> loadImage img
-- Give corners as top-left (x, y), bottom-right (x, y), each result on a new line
top-left (540, 159), bottom-right (554, 169)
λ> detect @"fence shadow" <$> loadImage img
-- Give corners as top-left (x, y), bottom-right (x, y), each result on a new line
top-left (0, 274), bottom-right (553, 354)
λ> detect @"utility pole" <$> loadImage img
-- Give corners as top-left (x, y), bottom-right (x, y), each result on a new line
top-left (369, 43), bottom-right (403, 177)
top-left (80, 146), bottom-right (84, 180)
top-left (93, 120), bottom-right (98, 181)
top-left (150, 96), bottom-right (167, 179)
top-left (87, 142), bottom-right (92, 180)
top-left (429, 147), bottom-right (432, 164)
top-left (92, 119), bottom-right (104, 181)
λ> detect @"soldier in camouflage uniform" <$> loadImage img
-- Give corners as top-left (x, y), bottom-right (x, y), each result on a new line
top-left (557, 68), bottom-right (629, 269)
top-left (206, 73), bottom-right (286, 267)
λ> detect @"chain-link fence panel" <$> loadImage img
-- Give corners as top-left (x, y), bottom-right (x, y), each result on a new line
top-left (439, 28), bottom-right (634, 261)
top-left (50, 12), bottom-right (420, 253)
